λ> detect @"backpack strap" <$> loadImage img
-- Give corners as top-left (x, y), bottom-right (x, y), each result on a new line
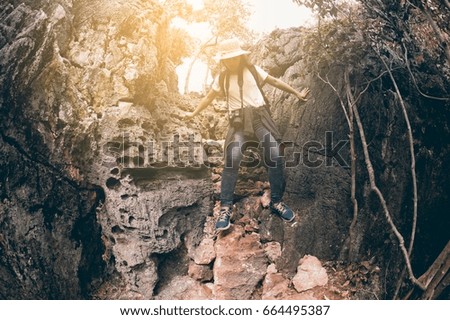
top-left (219, 62), bottom-right (270, 114)
top-left (219, 70), bottom-right (226, 96)
top-left (247, 63), bottom-right (270, 106)
top-left (219, 68), bottom-right (244, 119)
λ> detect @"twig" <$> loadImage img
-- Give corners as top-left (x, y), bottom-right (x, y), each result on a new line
top-left (350, 90), bottom-right (425, 291)
top-left (419, 240), bottom-right (450, 299)
top-left (317, 71), bottom-right (351, 128)
top-left (402, 43), bottom-right (450, 101)
top-left (317, 70), bottom-right (356, 261)
top-left (324, 67), bottom-right (399, 261)
top-left (359, 289), bottom-right (380, 300)
top-left (404, 240), bottom-right (450, 299)
top-left (393, 268), bottom-right (408, 299)
top-left (378, 54), bottom-right (418, 258)
top-left (344, 69), bottom-right (358, 260)
top-left (373, 47), bottom-right (420, 293)
top-left (318, 68), bottom-right (394, 261)
top-left (354, 69), bottom-right (391, 105)
top-left (422, 3), bottom-right (450, 65)
top-left (405, 0), bottom-right (419, 10)
top-left (445, 0), bottom-right (450, 10)
top-left (433, 270), bottom-right (450, 299)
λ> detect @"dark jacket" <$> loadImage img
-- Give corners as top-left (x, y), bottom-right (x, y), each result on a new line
top-left (224, 105), bottom-right (282, 150)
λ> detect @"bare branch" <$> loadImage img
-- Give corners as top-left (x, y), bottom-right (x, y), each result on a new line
top-left (344, 69), bottom-right (358, 260)
top-left (433, 271), bottom-right (450, 299)
top-left (317, 69), bottom-right (357, 261)
top-left (402, 43), bottom-right (450, 101)
top-left (445, 0), bottom-right (450, 10)
top-left (422, 3), bottom-right (450, 65)
top-left (419, 240), bottom-right (450, 299)
top-left (377, 54), bottom-right (418, 258)
top-left (350, 88), bottom-right (425, 291)
top-left (354, 69), bottom-right (391, 105)
top-left (317, 72), bottom-right (351, 128)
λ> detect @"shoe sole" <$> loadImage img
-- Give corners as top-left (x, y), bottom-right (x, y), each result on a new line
top-left (216, 222), bottom-right (231, 231)
top-left (216, 225), bottom-right (230, 231)
top-left (271, 210), bottom-right (295, 222)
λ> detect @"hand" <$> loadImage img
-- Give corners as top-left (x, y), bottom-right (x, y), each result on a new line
top-left (296, 88), bottom-right (311, 102)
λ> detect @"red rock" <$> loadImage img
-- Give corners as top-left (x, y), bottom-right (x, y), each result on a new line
top-left (262, 268), bottom-right (317, 300)
top-left (262, 272), bottom-right (291, 299)
top-left (292, 255), bottom-right (328, 293)
top-left (188, 261), bottom-right (213, 282)
top-left (241, 197), bottom-right (262, 217)
top-left (155, 276), bottom-right (213, 300)
top-left (212, 173), bottom-right (221, 182)
top-left (193, 238), bottom-right (216, 265)
top-left (263, 241), bottom-right (282, 263)
top-left (267, 263), bottom-right (278, 274)
top-left (260, 189), bottom-right (271, 208)
top-left (213, 226), bottom-right (268, 299)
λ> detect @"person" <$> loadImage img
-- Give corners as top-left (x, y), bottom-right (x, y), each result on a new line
top-left (184, 38), bottom-right (310, 231)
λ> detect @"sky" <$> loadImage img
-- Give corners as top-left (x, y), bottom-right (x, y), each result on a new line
top-left (247, 0), bottom-right (315, 34)
top-left (174, 0), bottom-right (315, 93)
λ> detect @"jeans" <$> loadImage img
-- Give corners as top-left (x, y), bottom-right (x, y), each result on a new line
top-left (220, 116), bottom-right (285, 206)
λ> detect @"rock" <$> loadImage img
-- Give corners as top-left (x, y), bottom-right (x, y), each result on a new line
top-left (213, 225), bottom-right (268, 299)
top-left (0, 0), bottom-right (214, 300)
top-left (51, 4), bottom-right (66, 23)
top-left (267, 263), bottom-right (278, 274)
top-left (155, 276), bottom-right (213, 300)
top-left (238, 214), bottom-right (260, 233)
top-left (292, 255), bottom-right (328, 293)
top-left (114, 239), bottom-right (147, 268)
top-left (252, 29), bottom-right (353, 269)
top-left (211, 173), bottom-right (221, 182)
top-left (124, 63), bottom-right (138, 81)
top-left (193, 238), bottom-right (216, 265)
top-left (2, 0), bottom-right (450, 301)
top-left (264, 242), bottom-right (282, 263)
top-left (262, 270), bottom-right (316, 300)
top-left (93, 102), bottom-right (212, 298)
top-left (262, 272), bottom-right (291, 300)
top-left (260, 189), bottom-right (271, 208)
top-left (240, 196), bottom-right (263, 218)
top-left (188, 261), bottom-right (213, 282)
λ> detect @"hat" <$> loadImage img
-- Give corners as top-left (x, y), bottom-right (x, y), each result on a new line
top-left (214, 38), bottom-right (250, 61)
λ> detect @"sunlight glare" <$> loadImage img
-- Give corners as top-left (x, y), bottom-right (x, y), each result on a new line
top-left (175, 0), bottom-right (315, 94)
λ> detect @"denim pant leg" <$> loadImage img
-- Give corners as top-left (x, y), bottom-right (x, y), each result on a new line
top-left (220, 130), bottom-right (245, 206)
top-left (253, 120), bottom-right (286, 203)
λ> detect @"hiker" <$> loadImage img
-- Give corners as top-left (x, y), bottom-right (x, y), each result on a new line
top-left (184, 38), bottom-right (310, 231)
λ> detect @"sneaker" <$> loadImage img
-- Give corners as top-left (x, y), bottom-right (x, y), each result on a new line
top-left (215, 206), bottom-right (232, 230)
top-left (270, 201), bottom-right (295, 222)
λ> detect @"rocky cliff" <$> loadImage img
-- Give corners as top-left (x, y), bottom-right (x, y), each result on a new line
top-left (1, 0), bottom-right (448, 299)
top-left (251, 5), bottom-right (450, 297)
top-left (0, 0), bottom-right (191, 298)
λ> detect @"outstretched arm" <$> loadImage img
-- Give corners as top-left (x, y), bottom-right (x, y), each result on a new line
top-left (184, 89), bottom-right (219, 119)
top-left (265, 75), bottom-right (310, 102)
